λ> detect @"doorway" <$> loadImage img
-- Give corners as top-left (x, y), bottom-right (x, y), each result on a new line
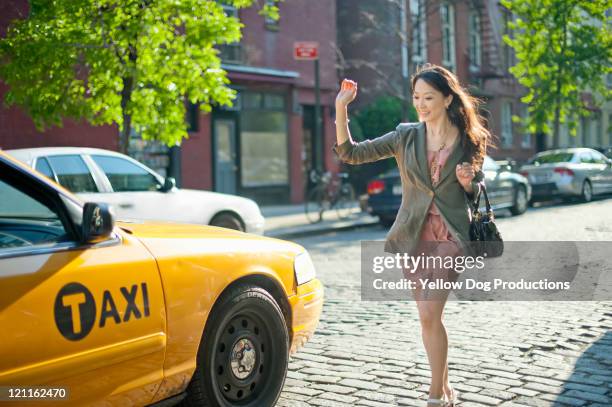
top-left (213, 117), bottom-right (238, 194)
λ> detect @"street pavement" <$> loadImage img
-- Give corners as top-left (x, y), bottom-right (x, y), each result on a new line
top-left (276, 197), bottom-right (612, 406)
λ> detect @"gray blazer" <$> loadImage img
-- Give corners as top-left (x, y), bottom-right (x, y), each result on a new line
top-left (333, 121), bottom-right (483, 255)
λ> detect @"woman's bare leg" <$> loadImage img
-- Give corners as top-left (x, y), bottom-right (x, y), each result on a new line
top-left (412, 284), bottom-right (452, 403)
top-left (443, 360), bottom-right (452, 399)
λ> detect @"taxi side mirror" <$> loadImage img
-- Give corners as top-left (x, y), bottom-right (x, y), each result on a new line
top-left (82, 202), bottom-right (115, 243)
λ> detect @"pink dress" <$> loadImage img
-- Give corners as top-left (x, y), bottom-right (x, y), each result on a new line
top-left (403, 146), bottom-right (462, 284)
top-left (420, 147), bottom-right (457, 242)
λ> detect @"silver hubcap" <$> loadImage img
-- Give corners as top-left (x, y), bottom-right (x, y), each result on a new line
top-left (517, 188), bottom-right (527, 211)
top-left (230, 338), bottom-right (257, 379)
top-left (584, 183), bottom-right (592, 201)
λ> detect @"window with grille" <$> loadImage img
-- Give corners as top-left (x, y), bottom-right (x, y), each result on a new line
top-left (501, 102), bottom-right (514, 148)
top-left (218, 4), bottom-right (243, 64)
top-left (502, 9), bottom-right (514, 70)
top-left (521, 109), bottom-right (532, 149)
top-left (440, 2), bottom-right (456, 71)
top-left (410, 0), bottom-right (427, 64)
top-left (469, 10), bottom-right (481, 69)
top-left (264, 0), bottom-right (279, 30)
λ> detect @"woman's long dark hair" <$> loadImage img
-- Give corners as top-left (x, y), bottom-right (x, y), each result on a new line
top-left (411, 63), bottom-right (492, 170)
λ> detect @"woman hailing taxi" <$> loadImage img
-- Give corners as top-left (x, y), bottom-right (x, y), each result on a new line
top-left (333, 64), bottom-right (491, 406)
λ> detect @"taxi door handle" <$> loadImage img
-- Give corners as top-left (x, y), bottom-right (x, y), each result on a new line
top-left (119, 203), bottom-right (134, 209)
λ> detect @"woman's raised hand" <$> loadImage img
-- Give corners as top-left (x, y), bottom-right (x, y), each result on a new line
top-left (336, 79), bottom-right (358, 108)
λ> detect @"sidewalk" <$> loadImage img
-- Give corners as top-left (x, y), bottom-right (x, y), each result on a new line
top-left (261, 202), bottom-right (379, 239)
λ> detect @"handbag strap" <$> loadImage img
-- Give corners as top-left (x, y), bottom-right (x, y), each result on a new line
top-left (472, 181), bottom-right (492, 213)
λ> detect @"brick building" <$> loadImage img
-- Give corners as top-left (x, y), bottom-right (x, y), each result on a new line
top-left (2, 0), bottom-right (609, 205)
top-left (0, 0), bottom-right (340, 204)
top-left (337, 0), bottom-right (611, 162)
top-left (184, 1), bottom-right (340, 204)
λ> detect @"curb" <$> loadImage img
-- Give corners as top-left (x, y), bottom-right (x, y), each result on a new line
top-left (265, 216), bottom-right (381, 240)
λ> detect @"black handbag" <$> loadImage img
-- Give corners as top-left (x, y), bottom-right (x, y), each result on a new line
top-left (469, 181), bottom-right (504, 257)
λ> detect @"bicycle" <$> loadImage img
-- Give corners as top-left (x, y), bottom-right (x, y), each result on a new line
top-left (304, 169), bottom-right (357, 223)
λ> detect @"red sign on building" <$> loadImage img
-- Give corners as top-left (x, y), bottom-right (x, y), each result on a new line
top-left (294, 42), bottom-right (319, 60)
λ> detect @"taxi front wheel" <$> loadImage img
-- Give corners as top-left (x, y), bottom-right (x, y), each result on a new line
top-left (183, 285), bottom-right (289, 407)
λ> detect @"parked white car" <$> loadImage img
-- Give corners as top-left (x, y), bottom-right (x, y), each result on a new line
top-left (6, 147), bottom-right (265, 234)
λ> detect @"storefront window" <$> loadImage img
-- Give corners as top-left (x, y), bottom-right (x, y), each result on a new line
top-left (264, 94), bottom-right (285, 109)
top-left (243, 93), bottom-right (263, 109)
top-left (240, 92), bottom-right (288, 187)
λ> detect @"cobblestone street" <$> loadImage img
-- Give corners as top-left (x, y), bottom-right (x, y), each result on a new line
top-left (279, 199), bottom-right (612, 406)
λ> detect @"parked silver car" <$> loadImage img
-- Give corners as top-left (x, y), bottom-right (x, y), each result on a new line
top-left (520, 148), bottom-right (612, 203)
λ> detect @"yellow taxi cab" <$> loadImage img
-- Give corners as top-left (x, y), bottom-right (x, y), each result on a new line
top-left (0, 150), bottom-right (324, 406)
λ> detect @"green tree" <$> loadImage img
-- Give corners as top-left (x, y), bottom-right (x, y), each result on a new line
top-left (355, 95), bottom-right (417, 139)
top-left (501, 0), bottom-right (611, 148)
top-left (0, 0), bottom-right (279, 153)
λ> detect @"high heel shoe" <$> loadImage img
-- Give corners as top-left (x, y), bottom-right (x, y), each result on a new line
top-left (426, 397), bottom-right (449, 406)
top-left (445, 385), bottom-right (459, 406)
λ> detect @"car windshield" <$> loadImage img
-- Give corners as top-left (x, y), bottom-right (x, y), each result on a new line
top-left (528, 152), bottom-right (574, 164)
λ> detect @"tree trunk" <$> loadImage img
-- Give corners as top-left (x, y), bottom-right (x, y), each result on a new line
top-left (535, 131), bottom-right (546, 153)
top-left (119, 117), bottom-right (131, 154)
top-left (119, 45), bottom-right (137, 154)
top-left (553, 4), bottom-right (570, 148)
top-left (553, 94), bottom-right (561, 149)
top-left (119, 76), bottom-right (133, 155)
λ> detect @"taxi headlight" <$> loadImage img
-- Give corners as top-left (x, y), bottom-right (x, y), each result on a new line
top-left (294, 251), bottom-right (316, 285)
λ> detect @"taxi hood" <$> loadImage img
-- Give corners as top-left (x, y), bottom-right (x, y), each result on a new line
top-left (116, 221), bottom-right (304, 256)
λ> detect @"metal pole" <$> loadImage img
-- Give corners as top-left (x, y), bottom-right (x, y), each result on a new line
top-left (314, 58), bottom-right (322, 171)
top-left (400, 0), bottom-right (410, 121)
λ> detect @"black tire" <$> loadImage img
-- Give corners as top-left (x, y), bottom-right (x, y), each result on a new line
top-left (211, 213), bottom-right (244, 231)
top-left (335, 184), bottom-right (356, 220)
top-left (183, 285), bottom-right (289, 407)
top-left (581, 180), bottom-right (593, 203)
top-left (510, 185), bottom-right (528, 216)
top-left (305, 187), bottom-right (326, 223)
top-left (528, 197), bottom-right (537, 207)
